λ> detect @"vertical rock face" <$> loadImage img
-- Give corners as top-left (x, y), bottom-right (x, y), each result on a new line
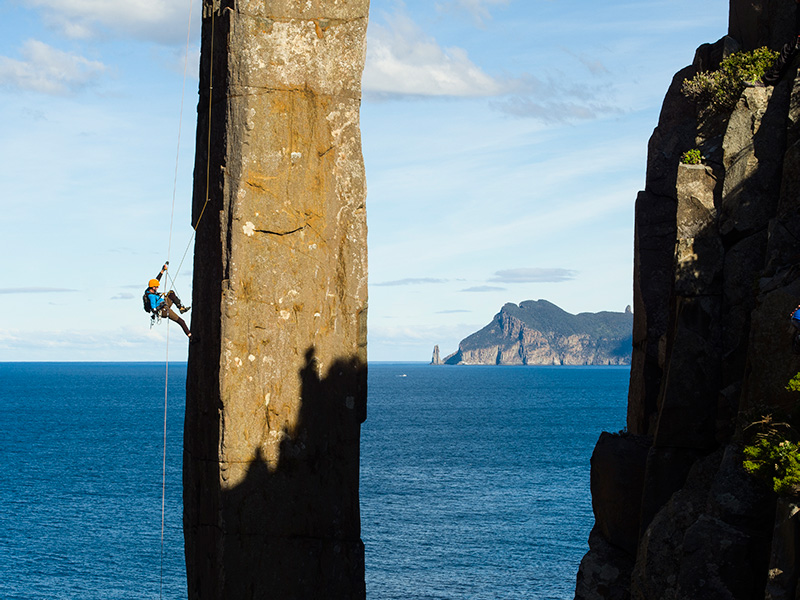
top-left (184, 1), bottom-right (369, 598)
top-left (577, 2), bottom-right (800, 599)
top-left (431, 344), bottom-right (442, 365)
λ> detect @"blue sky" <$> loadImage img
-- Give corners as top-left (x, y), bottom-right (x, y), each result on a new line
top-left (0, 0), bottom-right (728, 361)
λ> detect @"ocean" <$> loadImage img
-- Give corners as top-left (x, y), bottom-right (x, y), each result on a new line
top-left (0, 362), bottom-right (629, 599)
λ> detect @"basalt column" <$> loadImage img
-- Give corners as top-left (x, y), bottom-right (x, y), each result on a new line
top-left (184, 1), bottom-right (369, 599)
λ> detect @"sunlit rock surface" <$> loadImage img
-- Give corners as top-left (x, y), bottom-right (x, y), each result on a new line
top-left (183, 1), bottom-right (369, 598)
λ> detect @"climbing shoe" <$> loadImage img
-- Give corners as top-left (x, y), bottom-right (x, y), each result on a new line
top-left (180, 305), bottom-right (191, 314)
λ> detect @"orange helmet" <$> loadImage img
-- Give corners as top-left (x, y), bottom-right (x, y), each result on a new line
top-left (148, 279), bottom-right (160, 288)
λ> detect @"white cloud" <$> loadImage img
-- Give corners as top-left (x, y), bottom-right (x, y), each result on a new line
top-left (0, 286), bottom-right (78, 294)
top-left (436, 0), bottom-right (510, 26)
top-left (489, 268), bottom-right (577, 283)
top-left (462, 285), bottom-right (506, 292)
top-left (369, 321), bottom-right (481, 352)
top-left (374, 277), bottom-right (448, 286)
top-left (489, 72), bottom-right (622, 122)
top-left (0, 40), bottom-right (106, 94)
top-left (27, 0), bottom-right (196, 44)
top-left (364, 11), bottom-right (622, 122)
top-left (364, 13), bottom-right (508, 97)
top-left (572, 53), bottom-right (610, 76)
top-left (0, 326), bottom-right (186, 361)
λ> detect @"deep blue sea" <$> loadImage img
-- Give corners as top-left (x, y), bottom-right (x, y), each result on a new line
top-left (0, 362), bottom-right (628, 599)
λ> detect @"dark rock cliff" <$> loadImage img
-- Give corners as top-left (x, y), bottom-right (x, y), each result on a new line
top-left (576, 2), bottom-right (800, 599)
top-left (443, 300), bottom-right (633, 366)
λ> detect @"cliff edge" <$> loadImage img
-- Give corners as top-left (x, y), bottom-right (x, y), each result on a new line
top-left (576, 2), bottom-right (800, 599)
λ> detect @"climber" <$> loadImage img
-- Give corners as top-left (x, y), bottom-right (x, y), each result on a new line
top-left (760, 0), bottom-right (800, 86)
top-left (790, 303), bottom-right (800, 354)
top-left (145, 262), bottom-right (193, 339)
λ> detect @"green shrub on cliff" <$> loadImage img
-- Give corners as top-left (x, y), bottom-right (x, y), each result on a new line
top-left (742, 376), bottom-right (800, 495)
top-left (682, 47), bottom-right (779, 110)
top-left (786, 372), bottom-right (800, 393)
top-left (680, 149), bottom-right (703, 165)
top-left (743, 429), bottom-right (800, 495)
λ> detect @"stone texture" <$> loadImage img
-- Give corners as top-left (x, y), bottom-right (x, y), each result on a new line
top-left (590, 432), bottom-right (651, 557)
top-left (575, 529), bottom-right (634, 600)
top-left (632, 447), bottom-right (773, 600)
top-left (729, 0), bottom-right (795, 52)
top-left (720, 87), bottom-right (785, 240)
top-left (632, 450), bottom-right (721, 600)
top-left (627, 190), bottom-right (675, 437)
top-left (765, 498), bottom-right (800, 600)
top-left (184, 1), bottom-right (369, 598)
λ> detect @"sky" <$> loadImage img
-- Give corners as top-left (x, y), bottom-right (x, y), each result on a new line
top-left (0, 0), bottom-right (729, 362)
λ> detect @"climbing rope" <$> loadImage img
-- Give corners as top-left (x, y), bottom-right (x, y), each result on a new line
top-left (156, 1), bottom-right (220, 597)
top-left (159, 0), bottom-right (197, 598)
top-left (169, 1), bottom-right (217, 286)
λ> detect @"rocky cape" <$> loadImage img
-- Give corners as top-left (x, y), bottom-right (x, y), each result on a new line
top-left (438, 300), bottom-right (633, 366)
top-left (575, 2), bottom-right (800, 600)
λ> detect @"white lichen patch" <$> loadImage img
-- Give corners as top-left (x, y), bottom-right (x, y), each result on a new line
top-left (314, 312), bottom-right (321, 318)
top-left (234, 357), bottom-right (243, 367)
top-left (280, 310), bottom-right (291, 320)
top-left (248, 354), bottom-right (256, 362)
top-left (291, 151), bottom-right (302, 163)
top-left (327, 104), bottom-right (358, 144)
top-left (308, 243), bottom-right (317, 250)
top-left (243, 221), bottom-right (255, 236)
top-left (265, 392), bottom-right (271, 406)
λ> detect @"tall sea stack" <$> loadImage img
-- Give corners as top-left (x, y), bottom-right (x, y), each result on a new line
top-left (183, 1), bottom-right (369, 598)
top-left (576, 1), bottom-right (800, 599)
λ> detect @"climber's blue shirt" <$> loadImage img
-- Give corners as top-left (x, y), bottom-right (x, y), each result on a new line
top-left (148, 291), bottom-right (164, 312)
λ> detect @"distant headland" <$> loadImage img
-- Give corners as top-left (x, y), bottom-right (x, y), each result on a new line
top-left (433, 300), bottom-right (633, 366)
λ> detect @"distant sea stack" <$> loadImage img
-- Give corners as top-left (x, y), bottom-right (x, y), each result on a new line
top-left (431, 344), bottom-right (442, 365)
top-left (441, 300), bottom-right (633, 366)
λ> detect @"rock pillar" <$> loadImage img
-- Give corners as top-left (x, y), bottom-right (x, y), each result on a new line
top-left (184, 1), bottom-right (369, 598)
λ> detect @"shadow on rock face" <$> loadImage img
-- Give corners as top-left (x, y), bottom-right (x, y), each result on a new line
top-left (187, 347), bottom-right (367, 600)
top-left (220, 347), bottom-right (366, 600)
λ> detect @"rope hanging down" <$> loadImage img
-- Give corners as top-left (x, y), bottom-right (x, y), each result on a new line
top-left (167, 3), bottom-right (217, 290)
top-left (157, 0), bottom-right (217, 598)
